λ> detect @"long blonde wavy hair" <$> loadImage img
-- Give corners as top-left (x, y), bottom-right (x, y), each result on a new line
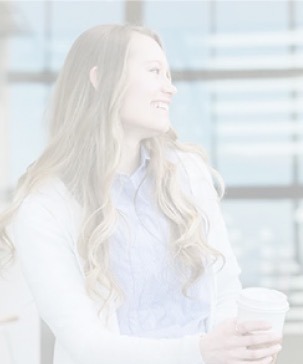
top-left (0, 24), bottom-right (224, 308)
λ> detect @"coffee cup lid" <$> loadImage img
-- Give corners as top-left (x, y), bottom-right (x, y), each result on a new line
top-left (237, 287), bottom-right (289, 313)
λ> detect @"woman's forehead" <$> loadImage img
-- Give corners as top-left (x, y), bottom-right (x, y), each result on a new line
top-left (128, 32), bottom-right (167, 64)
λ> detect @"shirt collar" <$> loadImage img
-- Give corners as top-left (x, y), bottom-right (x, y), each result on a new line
top-left (114, 143), bottom-right (150, 187)
top-left (139, 143), bottom-right (151, 167)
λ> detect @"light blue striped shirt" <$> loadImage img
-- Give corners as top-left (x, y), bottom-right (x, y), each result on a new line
top-left (109, 148), bottom-right (211, 338)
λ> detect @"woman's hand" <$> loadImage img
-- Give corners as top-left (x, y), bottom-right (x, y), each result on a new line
top-left (199, 319), bottom-right (282, 364)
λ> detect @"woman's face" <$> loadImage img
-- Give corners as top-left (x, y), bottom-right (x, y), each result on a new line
top-left (119, 32), bottom-right (177, 143)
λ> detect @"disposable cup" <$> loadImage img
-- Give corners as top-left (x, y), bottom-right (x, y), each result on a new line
top-left (237, 287), bottom-right (289, 334)
top-left (237, 287), bottom-right (289, 364)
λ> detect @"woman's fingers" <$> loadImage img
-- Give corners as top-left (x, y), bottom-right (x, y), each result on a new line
top-left (231, 320), bottom-right (283, 363)
top-left (239, 344), bottom-right (282, 360)
top-left (238, 332), bottom-right (282, 347)
top-left (241, 356), bottom-right (276, 364)
top-left (235, 320), bottom-right (272, 335)
top-left (199, 319), bottom-right (283, 364)
top-left (234, 357), bottom-right (274, 364)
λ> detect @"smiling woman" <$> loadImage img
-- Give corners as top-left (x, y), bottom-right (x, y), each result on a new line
top-left (121, 33), bottom-right (176, 136)
top-left (117, 32), bottom-right (177, 174)
top-left (0, 24), bottom-right (282, 364)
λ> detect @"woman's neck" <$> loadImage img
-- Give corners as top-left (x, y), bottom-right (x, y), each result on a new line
top-left (117, 141), bottom-right (141, 176)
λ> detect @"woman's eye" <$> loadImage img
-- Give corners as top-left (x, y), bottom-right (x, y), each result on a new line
top-left (150, 67), bottom-right (160, 74)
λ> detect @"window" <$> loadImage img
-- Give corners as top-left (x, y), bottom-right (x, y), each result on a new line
top-left (4, 0), bottom-right (303, 334)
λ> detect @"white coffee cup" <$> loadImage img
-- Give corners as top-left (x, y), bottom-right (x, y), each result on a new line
top-left (237, 287), bottom-right (289, 334)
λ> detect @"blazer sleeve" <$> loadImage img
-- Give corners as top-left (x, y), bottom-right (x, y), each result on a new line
top-left (10, 191), bottom-right (204, 364)
top-left (178, 152), bottom-right (242, 328)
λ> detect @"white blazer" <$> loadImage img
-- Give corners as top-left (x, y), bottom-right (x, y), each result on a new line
top-left (10, 152), bottom-right (241, 364)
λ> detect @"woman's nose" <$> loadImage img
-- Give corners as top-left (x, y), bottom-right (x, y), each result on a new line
top-left (169, 83), bottom-right (178, 95)
top-left (162, 79), bottom-right (177, 95)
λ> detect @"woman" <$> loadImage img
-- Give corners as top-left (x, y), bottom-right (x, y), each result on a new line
top-left (0, 24), bottom-right (282, 364)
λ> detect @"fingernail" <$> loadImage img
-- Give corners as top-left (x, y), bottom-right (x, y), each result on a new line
top-left (272, 344), bottom-right (282, 353)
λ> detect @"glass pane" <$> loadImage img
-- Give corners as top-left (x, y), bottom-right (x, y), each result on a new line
top-left (8, 2), bottom-right (45, 71)
top-left (170, 81), bottom-right (212, 152)
top-left (170, 80), bottom-right (300, 186)
top-left (51, 1), bottom-right (124, 70)
top-left (294, 0), bottom-right (303, 28)
top-left (9, 84), bottom-right (48, 186)
top-left (295, 200), bottom-right (303, 266)
top-left (215, 0), bottom-right (288, 33)
top-left (222, 198), bottom-right (303, 333)
top-left (214, 79), bottom-right (298, 186)
top-left (144, 1), bottom-right (210, 69)
top-left (222, 199), bottom-right (295, 287)
top-left (213, 0), bottom-right (290, 70)
top-left (296, 106), bottom-right (303, 184)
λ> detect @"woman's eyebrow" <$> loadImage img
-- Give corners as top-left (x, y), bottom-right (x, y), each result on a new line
top-left (143, 59), bottom-right (162, 65)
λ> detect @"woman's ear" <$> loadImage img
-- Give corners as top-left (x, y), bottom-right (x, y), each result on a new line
top-left (89, 66), bottom-right (98, 90)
